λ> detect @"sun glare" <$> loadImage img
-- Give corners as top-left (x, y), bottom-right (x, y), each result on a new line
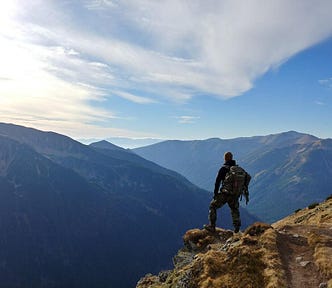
top-left (0, 1), bottom-right (18, 22)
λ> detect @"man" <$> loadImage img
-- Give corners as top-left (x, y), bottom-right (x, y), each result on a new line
top-left (204, 151), bottom-right (242, 233)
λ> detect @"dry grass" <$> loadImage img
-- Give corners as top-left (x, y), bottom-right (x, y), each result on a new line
top-left (183, 229), bottom-right (217, 251)
top-left (183, 228), bottom-right (233, 251)
top-left (307, 231), bottom-right (332, 278)
top-left (273, 198), bottom-right (332, 228)
top-left (136, 274), bottom-right (161, 288)
top-left (319, 211), bottom-right (332, 224)
top-left (138, 199), bottom-right (332, 288)
top-left (182, 226), bottom-right (288, 288)
top-left (244, 222), bottom-right (272, 236)
top-left (314, 246), bottom-right (332, 278)
top-left (198, 246), bottom-right (266, 288)
top-left (328, 278), bottom-right (332, 288)
top-left (259, 228), bottom-right (287, 288)
top-left (307, 231), bottom-right (330, 246)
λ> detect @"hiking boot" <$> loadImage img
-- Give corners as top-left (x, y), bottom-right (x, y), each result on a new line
top-left (234, 227), bottom-right (240, 233)
top-left (203, 224), bottom-right (216, 232)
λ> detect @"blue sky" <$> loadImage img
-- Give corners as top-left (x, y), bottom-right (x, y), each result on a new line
top-left (1, 0), bottom-right (332, 141)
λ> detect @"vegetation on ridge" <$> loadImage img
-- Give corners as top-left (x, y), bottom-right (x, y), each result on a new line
top-left (137, 197), bottom-right (332, 288)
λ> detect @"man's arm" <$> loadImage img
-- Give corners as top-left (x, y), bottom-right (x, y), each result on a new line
top-left (214, 166), bottom-right (227, 195)
top-left (214, 170), bottom-right (222, 195)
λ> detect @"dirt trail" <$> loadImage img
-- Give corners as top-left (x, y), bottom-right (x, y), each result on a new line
top-left (276, 225), bottom-right (331, 288)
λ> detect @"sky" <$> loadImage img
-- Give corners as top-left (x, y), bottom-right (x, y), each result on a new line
top-left (1, 0), bottom-right (332, 143)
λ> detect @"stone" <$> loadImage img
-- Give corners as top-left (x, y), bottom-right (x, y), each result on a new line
top-left (299, 261), bottom-right (311, 267)
top-left (295, 256), bottom-right (303, 263)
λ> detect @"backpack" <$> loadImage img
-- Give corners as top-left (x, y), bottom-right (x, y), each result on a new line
top-left (222, 165), bottom-right (251, 201)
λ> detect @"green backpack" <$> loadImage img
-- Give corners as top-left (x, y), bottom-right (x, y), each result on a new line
top-left (222, 165), bottom-right (251, 203)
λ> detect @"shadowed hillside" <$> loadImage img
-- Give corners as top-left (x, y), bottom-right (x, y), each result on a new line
top-left (0, 123), bottom-right (257, 288)
top-left (137, 196), bottom-right (332, 288)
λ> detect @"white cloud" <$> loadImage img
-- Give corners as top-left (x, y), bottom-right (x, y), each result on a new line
top-left (1, 0), bottom-right (332, 137)
top-left (91, 0), bottom-right (332, 98)
top-left (11, 1), bottom-right (332, 98)
top-left (0, 30), bottom-right (117, 136)
top-left (175, 116), bottom-right (200, 124)
top-left (112, 90), bottom-right (157, 104)
top-left (84, 0), bottom-right (118, 10)
top-left (81, 1), bottom-right (332, 97)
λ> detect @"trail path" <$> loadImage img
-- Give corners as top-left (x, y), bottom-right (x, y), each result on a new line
top-left (276, 224), bottom-right (331, 288)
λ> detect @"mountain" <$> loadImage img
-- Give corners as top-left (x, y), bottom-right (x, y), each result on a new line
top-left (0, 123), bottom-right (257, 288)
top-left (133, 131), bottom-right (332, 222)
top-left (0, 135), bottom-right (115, 287)
top-left (78, 137), bottom-right (163, 148)
top-left (137, 195), bottom-right (332, 288)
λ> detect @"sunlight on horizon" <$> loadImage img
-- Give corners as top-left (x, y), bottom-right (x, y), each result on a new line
top-left (1, 1), bottom-right (332, 140)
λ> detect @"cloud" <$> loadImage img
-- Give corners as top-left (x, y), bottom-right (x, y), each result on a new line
top-left (175, 116), bottom-right (200, 124)
top-left (11, 1), bottom-right (332, 99)
top-left (315, 101), bottom-right (325, 105)
top-left (0, 27), bottom-right (118, 137)
top-left (1, 0), bottom-right (332, 137)
top-left (74, 0), bottom-right (332, 98)
top-left (84, 0), bottom-right (118, 10)
top-left (319, 78), bottom-right (332, 88)
top-left (112, 90), bottom-right (157, 104)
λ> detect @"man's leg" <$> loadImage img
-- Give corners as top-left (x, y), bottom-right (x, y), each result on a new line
top-left (228, 197), bottom-right (241, 232)
top-left (205, 193), bottom-right (226, 231)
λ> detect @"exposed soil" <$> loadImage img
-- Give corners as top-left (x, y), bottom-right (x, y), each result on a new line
top-left (276, 224), bottom-right (331, 288)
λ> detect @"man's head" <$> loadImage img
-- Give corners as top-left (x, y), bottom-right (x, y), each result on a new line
top-left (224, 151), bottom-right (233, 162)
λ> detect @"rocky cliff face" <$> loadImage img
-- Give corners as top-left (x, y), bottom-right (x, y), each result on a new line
top-left (137, 196), bottom-right (332, 288)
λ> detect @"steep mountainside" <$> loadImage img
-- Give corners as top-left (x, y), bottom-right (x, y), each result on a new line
top-left (0, 136), bottom-right (117, 287)
top-left (137, 196), bottom-right (332, 288)
top-left (0, 123), bottom-right (257, 288)
top-left (133, 131), bottom-right (332, 222)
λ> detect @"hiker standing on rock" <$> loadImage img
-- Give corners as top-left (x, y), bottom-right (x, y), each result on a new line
top-left (204, 152), bottom-right (251, 233)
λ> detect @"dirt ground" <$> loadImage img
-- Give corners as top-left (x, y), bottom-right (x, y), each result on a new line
top-left (276, 224), bottom-right (332, 288)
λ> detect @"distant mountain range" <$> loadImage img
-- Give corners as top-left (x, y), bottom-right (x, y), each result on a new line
top-left (0, 123), bottom-right (257, 288)
top-left (134, 131), bottom-right (332, 222)
top-left (78, 136), bottom-right (163, 148)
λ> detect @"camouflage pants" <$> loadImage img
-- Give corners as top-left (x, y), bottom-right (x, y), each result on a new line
top-left (208, 192), bottom-right (241, 229)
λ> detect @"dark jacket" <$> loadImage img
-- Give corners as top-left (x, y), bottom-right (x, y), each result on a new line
top-left (214, 159), bottom-right (236, 195)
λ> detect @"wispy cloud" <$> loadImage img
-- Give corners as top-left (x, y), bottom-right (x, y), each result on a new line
top-left (314, 101), bottom-right (325, 105)
top-left (84, 0), bottom-right (118, 10)
top-left (113, 90), bottom-right (157, 104)
top-left (9, 1), bottom-right (332, 100)
top-left (175, 116), bottom-right (200, 124)
top-left (1, 0), bottom-right (332, 137)
top-left (319, 78), bottom-right (332, 88)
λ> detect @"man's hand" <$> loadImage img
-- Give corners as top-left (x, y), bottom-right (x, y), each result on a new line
top-left (244, 189), bottom-right (249, 205)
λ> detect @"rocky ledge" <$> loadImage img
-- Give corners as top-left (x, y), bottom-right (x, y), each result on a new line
top-left (137, 196), bottom-right (332, 288)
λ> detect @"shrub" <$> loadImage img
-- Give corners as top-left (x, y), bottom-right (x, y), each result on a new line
top-left (308, 202), bottom-right (319, 209)
top-left (325, 194), bottom-right (332, 201)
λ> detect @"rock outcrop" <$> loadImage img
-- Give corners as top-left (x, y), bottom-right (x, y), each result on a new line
top-left (137, 196), bottom-right (332, 288)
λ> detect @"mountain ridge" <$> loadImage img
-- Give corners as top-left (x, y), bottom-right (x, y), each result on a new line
top-left (137, 196), bottom-right (332, 288)
top-left (0, 122), bottom-right (257, 288)
top-left (133, 131), bottom-right (332, 222)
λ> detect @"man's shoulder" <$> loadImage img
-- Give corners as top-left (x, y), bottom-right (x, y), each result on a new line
top-left (223, 160), bottom-right (236, 168)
